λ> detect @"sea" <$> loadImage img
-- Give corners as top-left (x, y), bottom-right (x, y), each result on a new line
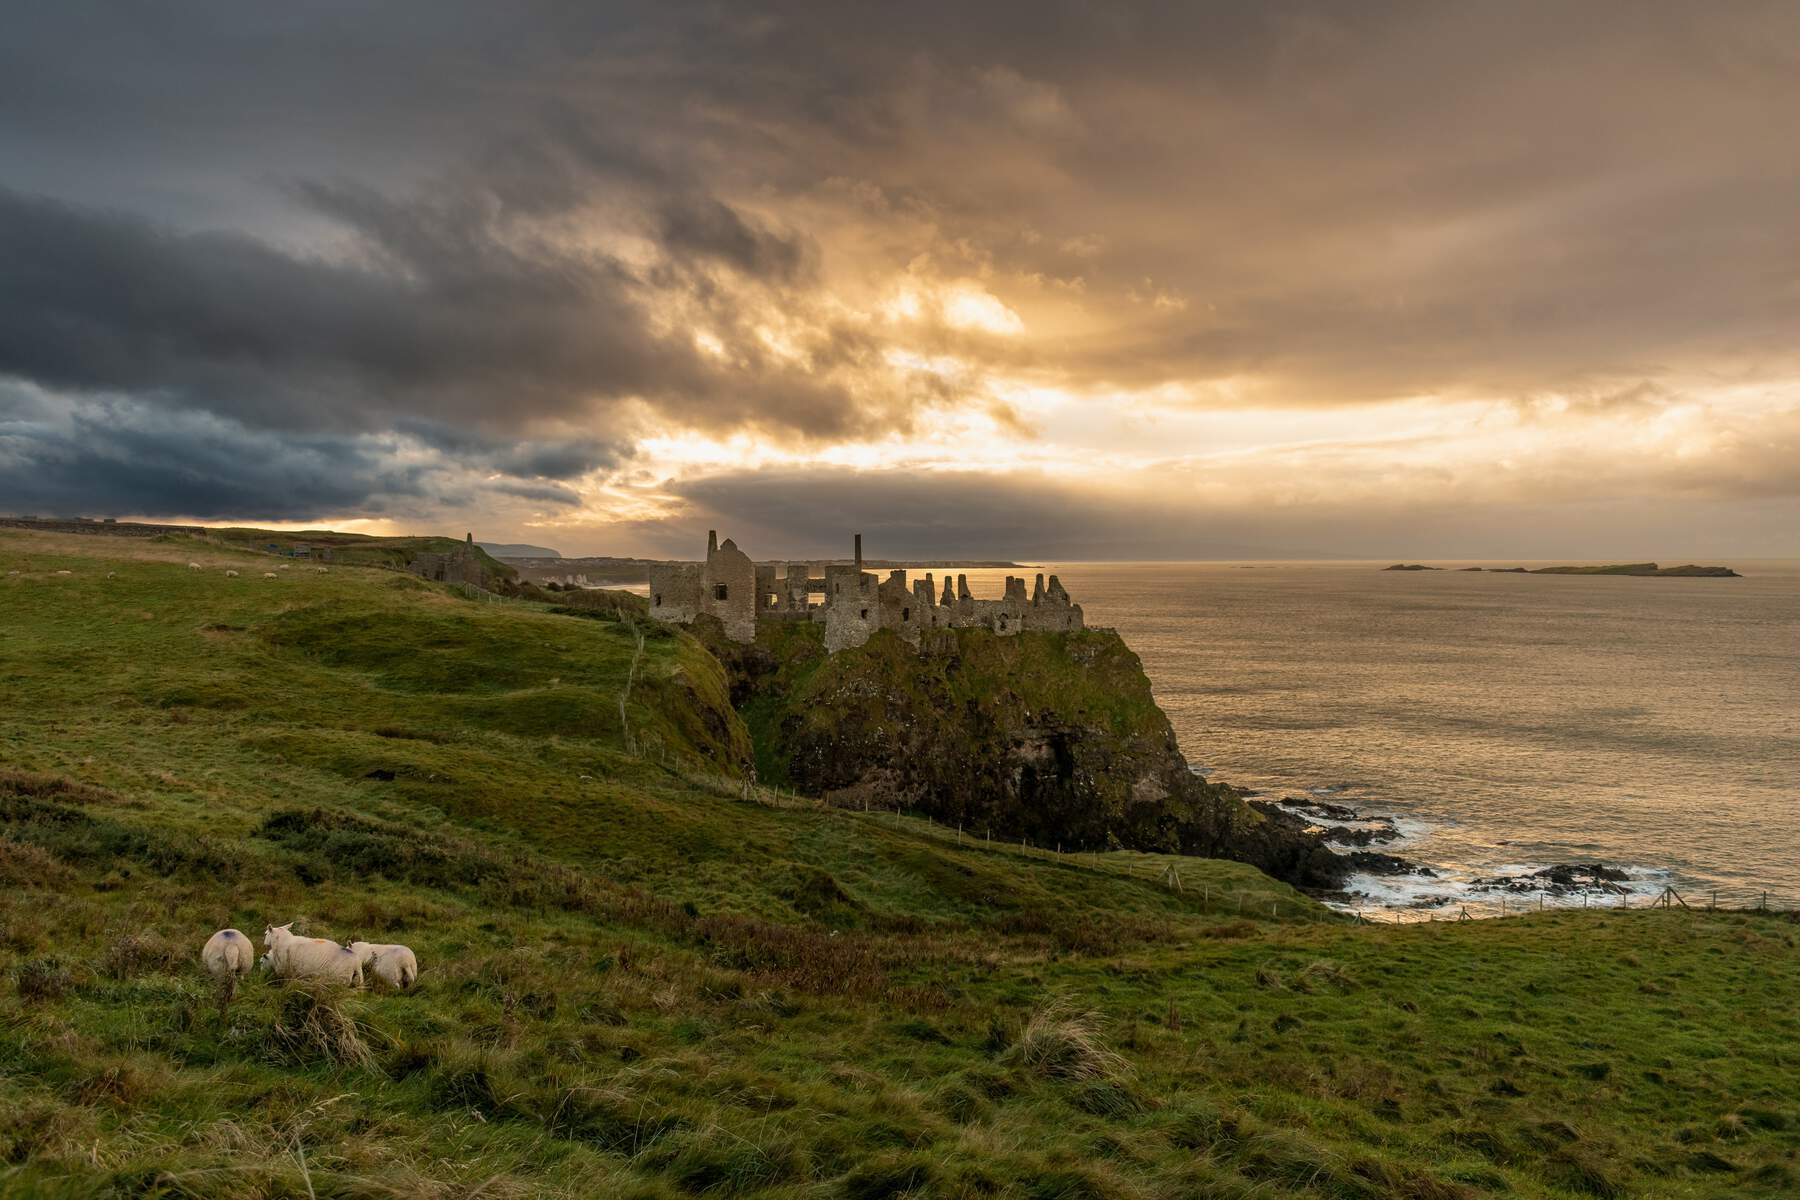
top-left (915, 560), bottom-right (1800, 918)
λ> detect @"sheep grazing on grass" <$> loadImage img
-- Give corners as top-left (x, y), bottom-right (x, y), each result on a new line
top-left (262, 571), bottom-right (278, 579)
top-left (262, 923), bottom-right (363, 986)
top-left (278, 564), bottom-right (291, 570)
top-left (54, 570), bottom-right (72, 576)
top-left (106, 571), bottom-right (117, 579)
top-left (188, 562), bottom-right (202, 571)
top-left (315, 567), bottom-right (329, 573)
top-left (224, 569), bottom-right (239, 578)
top-left (349, 941), bottom-right (419, 989)
top-left (201, 928), bottom-right (255, 1016)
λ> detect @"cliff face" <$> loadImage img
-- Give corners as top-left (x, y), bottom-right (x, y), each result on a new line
top-left (710, 621), bottom-right (1348, 890)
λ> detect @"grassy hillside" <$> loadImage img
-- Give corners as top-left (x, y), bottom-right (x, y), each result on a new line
top-left (2, 529), bottom-right (1797, 1199)
top-left (203, 526), bottom-right (518, 585)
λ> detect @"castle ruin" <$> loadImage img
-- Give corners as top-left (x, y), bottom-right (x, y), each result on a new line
top-left (406, 532), bottom-right (485, 586)
top-left (649, 532), bottom-right (1084, 652)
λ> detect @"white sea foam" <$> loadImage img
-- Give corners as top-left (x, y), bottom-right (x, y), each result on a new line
top-left (1327, 859), bottom-right (1680, 921)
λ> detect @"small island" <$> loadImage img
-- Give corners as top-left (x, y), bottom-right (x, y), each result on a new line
top-left (1389, 561), bottom-right (1739, 577)
top-left (1529, 563), bottom-right (1740, 577)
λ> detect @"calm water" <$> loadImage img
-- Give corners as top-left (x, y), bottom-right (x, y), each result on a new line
top-left (922, 561), bottom-right (1800, 914)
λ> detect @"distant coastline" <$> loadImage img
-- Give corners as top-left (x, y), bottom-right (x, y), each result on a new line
top-left (1383, 562), bottom-right (1740, 577)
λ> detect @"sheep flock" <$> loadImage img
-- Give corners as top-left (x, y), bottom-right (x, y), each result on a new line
top-left (202, 923), bottom-right (419, 1017)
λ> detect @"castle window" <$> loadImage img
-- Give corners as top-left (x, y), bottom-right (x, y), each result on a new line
top-left (860, 609), bottom-right (869, 619)
top-left (714, 583), bottom-right (729, 601)
top-left (653, 594), bottom-right (662, 606)
top-left (902, 607), bottom-right (910, 621)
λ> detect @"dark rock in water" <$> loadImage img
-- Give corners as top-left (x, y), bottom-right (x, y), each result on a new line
top-left (1323, 821), bottom-right (1402, 847)
top-left (1345, 851), bottom-right (1434, 877)
top-left (1456, 567), bottom-right (1483, 571)
top-left (1470, 862), bottom-right (1633, 896)
top-left (1282, 797), bottom-right (1361, 821)
top-left (1537, 862), bottom-right (1630, 884)
top-left (1382, 563), bottom-right (1441, 571)
top-left (1487, 567), bottom-right (1529, 573)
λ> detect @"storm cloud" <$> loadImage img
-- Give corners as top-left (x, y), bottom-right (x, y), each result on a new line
top-left (2, 2), bottom-right (1797, 551)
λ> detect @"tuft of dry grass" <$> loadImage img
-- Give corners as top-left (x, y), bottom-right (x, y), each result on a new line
top-left (0, 837), bottom-right (72, 890)
top-left (13, 957), bottom-right (75, 1003)
top-left (267, 982), bottom-right (379, 1071)
top-left (1005, 995), bottom-right (1133, 1084)
top-left (100, 929), bottom-right (185, 980)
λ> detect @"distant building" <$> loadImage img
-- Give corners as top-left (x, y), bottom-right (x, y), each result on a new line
top-left (649, 531), bottom-right (1083, 651)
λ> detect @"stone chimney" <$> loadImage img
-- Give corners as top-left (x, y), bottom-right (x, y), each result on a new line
top-left (1033, 573), bottom-right (1045, 604)
top-left (854, 533), bottom-right (863, 573)
top-left (708, 529), bottom-right (718, 556)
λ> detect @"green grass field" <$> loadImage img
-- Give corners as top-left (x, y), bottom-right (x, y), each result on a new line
top-left (2, 529), bottom-right (1796, 1198)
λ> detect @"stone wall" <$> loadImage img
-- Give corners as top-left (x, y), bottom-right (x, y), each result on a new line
top-left (649, 531), bottom-right (757, 642)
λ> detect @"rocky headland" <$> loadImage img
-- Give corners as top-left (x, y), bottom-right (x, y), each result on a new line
top-left (701, 620), bottom-right (1358, 890)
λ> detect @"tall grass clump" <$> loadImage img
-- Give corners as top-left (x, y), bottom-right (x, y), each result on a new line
top-left (265, 982), bottom-right (378, 1071)
top-left (1005, 995), bottom-right (1133, 1085)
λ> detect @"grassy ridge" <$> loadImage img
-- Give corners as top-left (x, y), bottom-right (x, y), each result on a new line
top-left (2, 529), bottom-right (1797, 1198)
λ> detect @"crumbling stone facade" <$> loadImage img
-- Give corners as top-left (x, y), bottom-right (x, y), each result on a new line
top-left (649, 531), bottom-right (1084, 651)
top-left (646, 531), bottom-right (759, 643)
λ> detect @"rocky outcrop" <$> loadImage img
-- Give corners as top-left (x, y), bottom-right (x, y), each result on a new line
top-left (707, 621), bottom-right (1351, 890)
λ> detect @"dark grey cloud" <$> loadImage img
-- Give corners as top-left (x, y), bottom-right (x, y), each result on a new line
top-left (656, 199), bottom-right (810, 283)
top-left (0, 387), bottom-right (588, 522)
top-left (0, 388), bottom-right (427, 520)
top-left (391, 419), bottom-right (626, 482)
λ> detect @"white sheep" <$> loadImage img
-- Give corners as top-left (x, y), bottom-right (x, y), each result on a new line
top-left (348, 941), bottom-right (419, 989)
top-left (315, 567), bottom-right (328, 573)
top-left (188, 562), bottom-right (202, 571)
top-left (106, 571), bottom-right (117, 579)
top-left (54, 569), bottom-right (72, 576)
top-left (278, 564), bottom-right (292, 571)
top-left (201, 928), bottom-right (255, 1015)
top-left (224, 569), bottom-right (239, 578)
top-left (262, 571), bottom-right (277, 579)
top-left (262, 923), bottom-right (363, 986)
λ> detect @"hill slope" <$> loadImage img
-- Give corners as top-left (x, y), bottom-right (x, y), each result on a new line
top-left (2, 529), bottom-right (1796, 1199)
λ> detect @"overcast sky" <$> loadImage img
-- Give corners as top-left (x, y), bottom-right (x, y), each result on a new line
top-left (3, 1), bottom-right (1797, 558)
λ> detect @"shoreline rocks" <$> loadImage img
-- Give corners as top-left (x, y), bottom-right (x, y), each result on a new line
top-left (1470, 863), bottom-right (1634, 895)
